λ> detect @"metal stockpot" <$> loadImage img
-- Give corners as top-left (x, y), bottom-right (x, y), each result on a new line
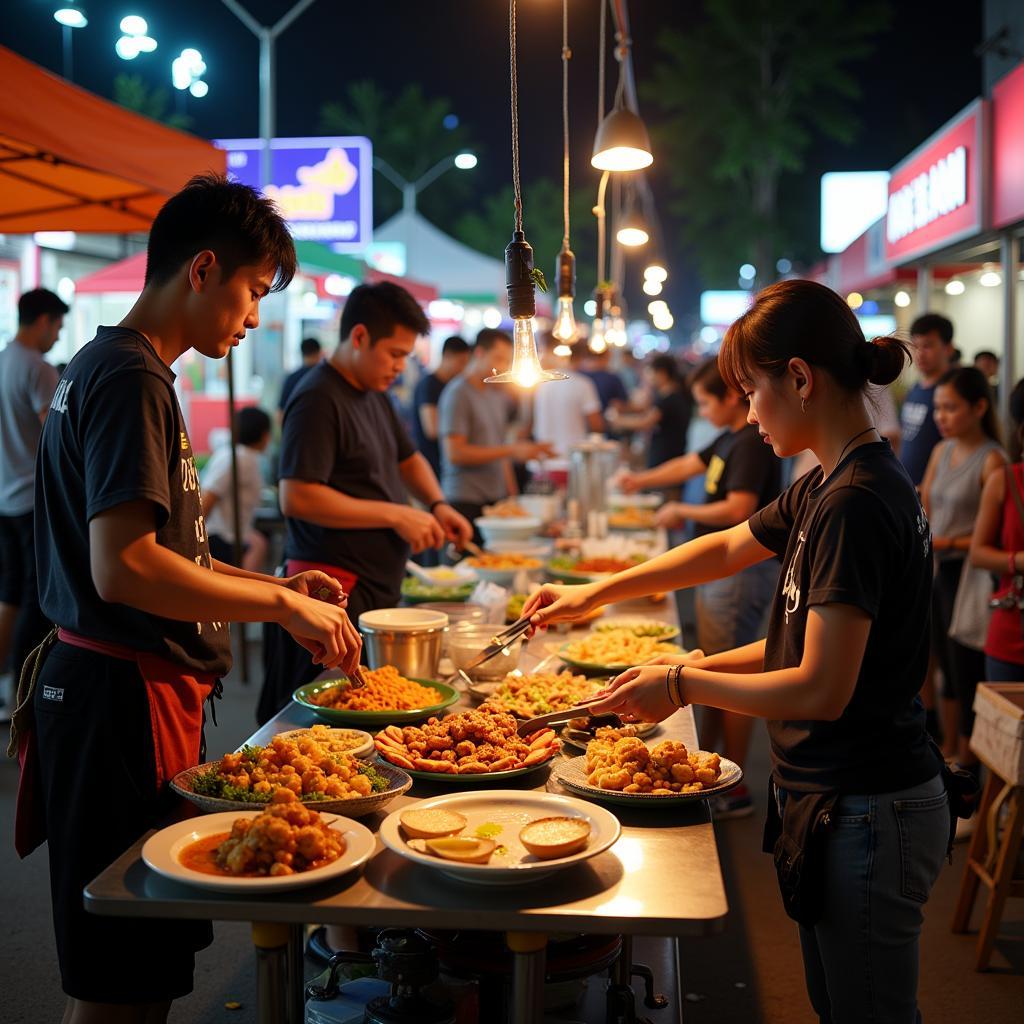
top-left (358, 608), bottom-right (449, 679)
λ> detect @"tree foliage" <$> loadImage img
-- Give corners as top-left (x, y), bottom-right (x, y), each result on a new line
top-left (319, 81), bottom-right (476, 230)
top-left (113, 73), bottom-right (192, 132)
top-left (643, 0), bottom-right (889, 288)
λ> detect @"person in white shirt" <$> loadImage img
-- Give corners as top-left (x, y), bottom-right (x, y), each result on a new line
top-left (530, 341), bottom-right (604, 456)
top-left (201, 406), bottom-right (271, 572)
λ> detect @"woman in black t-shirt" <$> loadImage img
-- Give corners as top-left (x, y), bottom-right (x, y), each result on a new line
top-left (524, 280), bottom-right (950, 1024)
top-left (619, 359), bottom-right (781, 818)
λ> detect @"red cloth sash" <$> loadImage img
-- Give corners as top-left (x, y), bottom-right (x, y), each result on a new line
top-left (284, 559), bottom-right (358, 596)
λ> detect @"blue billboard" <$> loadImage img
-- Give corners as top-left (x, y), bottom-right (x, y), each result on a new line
top-left (215, 136), bottom-right (373, 251)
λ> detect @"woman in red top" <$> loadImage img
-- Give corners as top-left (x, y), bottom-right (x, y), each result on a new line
top-left (969, 389), bottom-right (1024, 679)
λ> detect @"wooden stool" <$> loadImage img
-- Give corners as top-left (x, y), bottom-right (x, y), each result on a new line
top-left (952, 683), bottom-right (1024, 970)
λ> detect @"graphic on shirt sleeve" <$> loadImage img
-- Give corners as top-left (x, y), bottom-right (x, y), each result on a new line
top-left (50, 378), bottom-right (72, 413)
top-left (781, 529), bottom-right (806, 624)
top-left (916, 507), bottom-right (931, 558)
top-left (901, 401), bottom-right (928, 442)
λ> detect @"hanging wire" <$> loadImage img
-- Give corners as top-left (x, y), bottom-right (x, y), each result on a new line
top-left (509, 0), bottom-right (523, 233)
top-left (597, 0), bottom-right (608, 129)
top-left (561, 0), bottom-right (570, 251)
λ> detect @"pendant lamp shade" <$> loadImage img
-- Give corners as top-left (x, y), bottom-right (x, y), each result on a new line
top-left (592, 107), bottom-right (653, 172)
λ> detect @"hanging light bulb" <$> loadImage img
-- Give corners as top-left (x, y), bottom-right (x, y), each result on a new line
top-left (553, 341), bottom-right (573, 358)
top-left (485, 232), bottom-right (567, 387)
top-left (551, 249), bottom-right (578, 342)
top-left (644, 262), bottom-right (668, 283)
top-left (643, 278), bottom-right (662, 296)
top-left (607, 314), bottom-right (628, 347)
top-left (589, 316), bottom-right (608, 354)
top-left (616, 197), bottom-right (649, 247)
top-left (592, 108), bottom-right (654, 172)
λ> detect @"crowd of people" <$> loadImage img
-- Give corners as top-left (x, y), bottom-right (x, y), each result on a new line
top-left (0, 172), bottom-right (1018, 1022)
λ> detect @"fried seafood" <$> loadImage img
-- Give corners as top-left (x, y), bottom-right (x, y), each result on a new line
top-left (309, 665), bottom-right (443, 712)
top-left (214, 789), bottom-right (346, 876)
top-left (584, 727), bottom-right (722, 794)
top-left (374, 704), bottom-right (560, 775)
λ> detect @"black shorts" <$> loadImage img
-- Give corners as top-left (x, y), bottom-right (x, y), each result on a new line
top-left (33, 642), bottom-right (213, 1003)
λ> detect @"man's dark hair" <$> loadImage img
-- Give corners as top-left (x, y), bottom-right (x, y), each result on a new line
top-left (236, 406), bottom-right (272, 446)
top-left (974, 349), bottom-right (998, 364)
top-left (910, 312), bottom-right (954, 345)
top-left (340, 281), bottom-right (430, 344)
top-left (649, 353), bottom-right (682, 384)
top-left (475, 327), bottom-right (513, 352)
top-left (441, 335), bottom-right (470, 358)
top-left (300, 337), bottom-right (322, 357)
top-left (145, 173), bottom-right (296, 292)
top-left (18, 288), bottom-right (68, 326)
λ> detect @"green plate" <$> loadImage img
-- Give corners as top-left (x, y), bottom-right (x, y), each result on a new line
top-left (544, 557), bottom-right (644, 585)
top-left (401, 577), bottom-right (475, 604)
top-left (558, 642), bottom-right (685, 677)
top-left (292, 677), bottom-right (460, 727)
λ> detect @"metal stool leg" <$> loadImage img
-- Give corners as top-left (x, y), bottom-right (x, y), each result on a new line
top-left (506, 931), bottom-right (547, 1024)
top-left (252, 921), bottom-right (290, 1024)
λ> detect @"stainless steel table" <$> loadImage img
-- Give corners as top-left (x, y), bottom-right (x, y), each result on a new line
top-left (85, 596), bottom-right (728, 1023)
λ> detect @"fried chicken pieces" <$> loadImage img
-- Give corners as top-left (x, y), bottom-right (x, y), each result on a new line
top-left (215, 789), bottom-right (345, 876)
top-left (585, 727), bottom-right (722, 795)
top-left (374, 703), bottom-right (559, 775)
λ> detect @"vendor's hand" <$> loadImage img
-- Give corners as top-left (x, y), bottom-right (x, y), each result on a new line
top-left (618, 472), bottom-right (642, 495)
top-left (587, 664), bottom-right (681, 723)
top-left (283, 570), bottom-right (348, 608)
top-left (394, 506), bottom-right (446, 553)
top-left (654, 501), bottom-right (686, 529)
top-left (644, 648), bottom-right (705, 667)
top-left (521, 582), bottom-right (603, 634)
top-left (511, 440), bottom-right (557, 462)
top-left (433, 502), bottom-right (473, 547)
top-left (280, 591), bottom-right (362, 674)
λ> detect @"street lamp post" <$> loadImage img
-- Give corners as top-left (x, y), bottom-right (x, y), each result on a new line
top-left (219, 0), bottom-right (319, 189)
top-left (53, 5), bottom-right (88, 81)
top-left (372, 152), bottom-right (477, 214)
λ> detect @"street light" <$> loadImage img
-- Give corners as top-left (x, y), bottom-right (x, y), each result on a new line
top-left (373, 152), bottom-right (478, 214)
top-left (172, 48), bottom-right (208, 96)
top-left (116, 16), bottom-right (158, 60)
top-left (53, 5), bottom-right (87, 80)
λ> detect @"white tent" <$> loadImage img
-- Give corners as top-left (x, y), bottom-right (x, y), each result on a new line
top-left (373, 209), bottom-right (506, 303)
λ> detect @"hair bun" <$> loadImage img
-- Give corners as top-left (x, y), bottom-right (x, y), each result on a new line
top-left (866, 335), bottom-right (910, 387)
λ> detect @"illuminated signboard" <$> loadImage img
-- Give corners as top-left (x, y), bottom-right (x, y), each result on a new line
top-left (215, 136), bottom-right (373, 252)
top-left (820, 171), bottom-right (890, 253)
top-left (884, 100), bottom-right (987, 264)
top-left (700, 290), bottom-right (752, 326)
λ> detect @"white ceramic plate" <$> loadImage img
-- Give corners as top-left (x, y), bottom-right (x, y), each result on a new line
top-left (607, 491), bottom-right (663, 509)
top-left (378, 790), bottom-right (620, 885)
top-left (142, 811), bottom-right (376, 893)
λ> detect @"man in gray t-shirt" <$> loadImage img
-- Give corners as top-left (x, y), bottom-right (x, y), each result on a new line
top-left (438, 328), bottom-right (554, 536)
top-left (0, 288), bottom-right (66, 707)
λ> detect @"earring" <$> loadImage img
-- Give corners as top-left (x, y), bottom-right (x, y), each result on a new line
top-left (800, 397), bottom-right (807, 413)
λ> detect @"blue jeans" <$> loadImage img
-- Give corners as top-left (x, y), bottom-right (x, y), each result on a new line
top-left (695, 558), bottom-right (778, 655)
top-left (782, 774), bottom-right (949, 1023)
top-left (985, 654), bottom-right (1024, 682)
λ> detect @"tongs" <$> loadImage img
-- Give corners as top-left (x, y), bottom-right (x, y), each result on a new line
top-left (464, 615), bottom-right (534, 670)
top-left (347, 663), bottom-right (368, 689)
top-left (516, 695), bottom-right (613, 736)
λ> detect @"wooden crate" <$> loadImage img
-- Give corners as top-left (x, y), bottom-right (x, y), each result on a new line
top-left (970, 683), bottom-right (1024, 784)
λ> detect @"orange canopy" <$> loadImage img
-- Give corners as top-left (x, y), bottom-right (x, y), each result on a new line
top-left (0, 46), bottom-right (225, 233)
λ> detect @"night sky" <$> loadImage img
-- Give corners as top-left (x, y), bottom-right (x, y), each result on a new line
top-left (4, 1), bottom-right (985, 317)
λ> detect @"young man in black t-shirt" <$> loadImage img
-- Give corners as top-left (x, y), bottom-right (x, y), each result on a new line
top-left (28, 176), bottom-right (362, 1023)
top-left (261, 283), bottom-right (473, 723)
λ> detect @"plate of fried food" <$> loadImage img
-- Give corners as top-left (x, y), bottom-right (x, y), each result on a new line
top-left (559, 628), bottom-right (684, 675)
top-left (545, 554), bottom-right (646, 585)
top-left (551, 727), bottom-right (741, 806)
top-left (607, 506), bottom-right (657, 531)
top-left (461, 551), bottom-right (544, 586)
top-left (143, 789), bottom-right (377, 893)
top-left (401, 576), bottom-right (476, 604)
top-left (293, 665), bottom-right (460, 726)
top-left (593, 617), bottom-right (680, 641)
top-left (481, 499), bottom-right (531, 518)
top-left (171, 728), bottom-right (412, 816)
top-left (378, 790), bottom-right (620, 884)
top-left (373, 704), bottom-right (561, 781)
top-left (559, 717), bottom-right (659, 753)
top-left (468, 670), bottom-right (605, 718)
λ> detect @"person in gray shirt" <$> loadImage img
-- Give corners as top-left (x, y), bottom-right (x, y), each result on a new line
top-left (0, 288), bottom-right (66, 708)
top-left (438, 328), bottom-right (554, 537)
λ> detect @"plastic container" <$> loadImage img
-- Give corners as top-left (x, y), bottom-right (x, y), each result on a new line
top-left (358, 608), bottom-right (448, 679)
top-left (446, 621), bottom-right (522, 681)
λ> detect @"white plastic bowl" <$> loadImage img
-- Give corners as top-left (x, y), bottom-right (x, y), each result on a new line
top-left (518, 493), bottom-right (562, 523)
top-left (474, 516), bottom-right (542, 545)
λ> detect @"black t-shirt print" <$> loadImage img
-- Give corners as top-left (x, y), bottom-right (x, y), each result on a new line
top-left (280, 362), bottom-right (417, 609)
top-left (35, 327), bottom-right (232, 675)
top-left (694, 424), bottom-right (781, 539)
top-left (748, 441), bottom-right (937, 795)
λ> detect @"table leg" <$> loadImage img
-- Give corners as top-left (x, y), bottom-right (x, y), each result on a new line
top-left (287, 923), bottom-right (306, 1024)
top-left (252, 921), bottom-right (290, 1024)
top-left (506, 931), bottom-right (547, 1024)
